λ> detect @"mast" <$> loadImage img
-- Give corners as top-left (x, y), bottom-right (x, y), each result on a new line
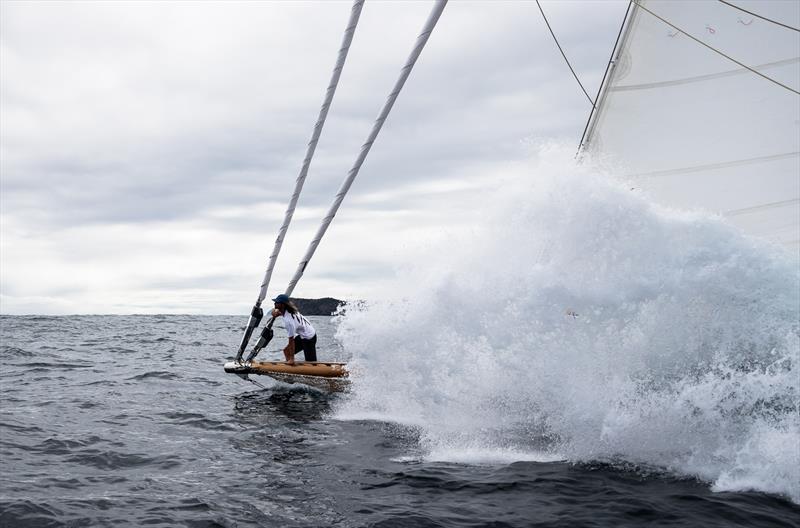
top-left (578, 0), bottom-right (637, 154)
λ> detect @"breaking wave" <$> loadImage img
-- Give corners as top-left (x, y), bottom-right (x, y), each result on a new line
top-left (335, 145), bottom-right (800, 502)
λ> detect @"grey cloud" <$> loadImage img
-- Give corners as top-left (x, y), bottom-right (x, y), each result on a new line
top-left (1, 0), bottom-right (632, 313)
top-left (311, 260), bottom-right (397, 282)
top-left (3, 1), bottom-right (618, 230)
top-left (141, 272), bottom-right (247, 291)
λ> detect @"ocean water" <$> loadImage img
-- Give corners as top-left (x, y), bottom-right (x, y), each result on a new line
top-left (1, 315), bottom-right (798, 528)
top-left (3, 152), bottom-right (799, 526)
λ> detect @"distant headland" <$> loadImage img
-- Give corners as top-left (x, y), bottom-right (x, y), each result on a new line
top-left (290, 297), bottom-right (343, 316)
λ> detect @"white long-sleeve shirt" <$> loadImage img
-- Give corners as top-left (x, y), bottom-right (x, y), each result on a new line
top-left (282, 311), bottom-right (316, 340)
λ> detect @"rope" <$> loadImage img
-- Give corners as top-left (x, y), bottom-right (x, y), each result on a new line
top-left (284, 0), bottom-right (449, 297)
top-left (245, 375), bottom-right (269, 390)
top-left (236, 1), bottom-right (364, 359)
top-left (634, 1), bottom-right (800, 96)
top-left (718, 0), bottom-right (800, 33)
top-left (535, 0), bottom-right (594, 107)
top-left (256, 0), bottom-right (365, 306)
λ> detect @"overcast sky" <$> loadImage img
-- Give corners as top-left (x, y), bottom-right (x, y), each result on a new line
top-left (1, 0), bottom-right (629, 314)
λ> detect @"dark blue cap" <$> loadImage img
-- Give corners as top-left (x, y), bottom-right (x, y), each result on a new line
top-left (272, 294), bottom-right (290, 304)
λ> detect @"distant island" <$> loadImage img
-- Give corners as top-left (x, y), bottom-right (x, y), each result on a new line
top-left (290, 297), bottom-right (344, 316)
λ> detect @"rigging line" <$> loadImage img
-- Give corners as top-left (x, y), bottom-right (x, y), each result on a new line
top-left (634, 1), bottom-right (800, 96)
top-left (256, 0), bottom-right (365, 306)
top-left (577, 0), bottom-right (633, 153)
top-left (245, 376), bottom-right (269, 391)
top-left (718, 0), bottom-right (800, 33)
top-left (284, 0), bottom-right (448, 297)
top-left (535, 0), bottom-right (595, 107)
top-left (235, 0), bottom-right (364, 361)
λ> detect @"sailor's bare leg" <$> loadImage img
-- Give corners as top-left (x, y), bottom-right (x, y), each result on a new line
top-left (284, 349), bottom-right (295, 366)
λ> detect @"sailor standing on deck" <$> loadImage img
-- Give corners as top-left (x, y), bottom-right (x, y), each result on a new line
top-left (271, 294), bottom-right (317, 365)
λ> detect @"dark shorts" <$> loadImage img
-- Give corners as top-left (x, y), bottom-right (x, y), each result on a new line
top-left (295, 334), bottom-right (317, 362)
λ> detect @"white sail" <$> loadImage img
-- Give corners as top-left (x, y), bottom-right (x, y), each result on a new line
top-left (582, 0), bottom-right (800, 250)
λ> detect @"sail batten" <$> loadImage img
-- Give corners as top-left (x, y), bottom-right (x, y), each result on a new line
top-left (612, 57), bottom-right (800, 91)
top-left (727, 198), bottom-right (800, 218)
top-left (625, 152), bottom-right (800, 180)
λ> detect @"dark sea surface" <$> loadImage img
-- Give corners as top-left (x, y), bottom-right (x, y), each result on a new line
top-left (1, 315), bottom-right (798, 527)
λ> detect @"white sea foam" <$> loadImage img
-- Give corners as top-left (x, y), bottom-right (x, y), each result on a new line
top-left (334, 145), bottom-right (800, 502)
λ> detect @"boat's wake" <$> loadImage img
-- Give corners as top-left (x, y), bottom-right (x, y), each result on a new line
top-left (334, 146), bottom-right (800, 503)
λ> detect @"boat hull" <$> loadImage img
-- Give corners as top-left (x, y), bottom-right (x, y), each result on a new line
top-left (223, 361), bottom-right (349, 392)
